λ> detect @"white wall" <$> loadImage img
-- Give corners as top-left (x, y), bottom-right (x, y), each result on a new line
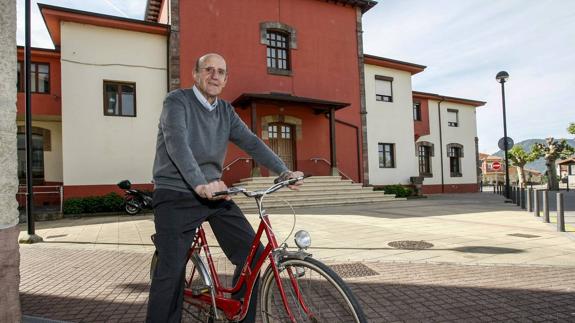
top-left (60, 22), bottom-right (167, 185)
top-left (364, 64), bottom-right (419, 185)
top-left (417, 100), bottom-right (478, 185)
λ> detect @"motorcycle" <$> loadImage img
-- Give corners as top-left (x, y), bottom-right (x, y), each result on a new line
top-left (117, 180), bottom-right (153, 215)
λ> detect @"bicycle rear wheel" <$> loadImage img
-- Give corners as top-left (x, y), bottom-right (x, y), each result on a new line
top-left (260, 256), bottom-right (367, 323)
top-left (182, 251), bottom-right (218, 322)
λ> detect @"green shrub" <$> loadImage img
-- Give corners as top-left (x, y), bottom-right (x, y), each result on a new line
top-left (63, 193), bottom-right (124, 215)
top-left (376, 184), bottom-right (413, 198)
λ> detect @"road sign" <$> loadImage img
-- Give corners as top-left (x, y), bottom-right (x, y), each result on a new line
top-left (492, 161), bottom-right (502, 170)
top-left (498, 137), bottom-right (514, 150)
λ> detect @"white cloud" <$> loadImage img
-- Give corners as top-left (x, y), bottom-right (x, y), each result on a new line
top-left (16, 0), bottom-right (146, 48)
top-left (363, 0), bottom-right (575, 153)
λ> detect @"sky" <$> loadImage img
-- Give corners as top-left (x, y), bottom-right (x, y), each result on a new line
top-left (17, 0), bottom-right (575, 154)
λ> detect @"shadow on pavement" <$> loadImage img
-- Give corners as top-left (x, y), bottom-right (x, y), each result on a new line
top-left (21, 278), bottom-right (575, 322)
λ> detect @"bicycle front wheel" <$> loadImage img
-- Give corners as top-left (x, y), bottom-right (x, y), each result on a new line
top-left (260, 256), bottom-right (367, 323)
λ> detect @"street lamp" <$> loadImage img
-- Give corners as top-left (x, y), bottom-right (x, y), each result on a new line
top-left (496, 71), bottom-right (511, 200)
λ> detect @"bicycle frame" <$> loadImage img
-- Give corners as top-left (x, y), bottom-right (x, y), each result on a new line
top-left (184, 205), bottom-right (312, 322)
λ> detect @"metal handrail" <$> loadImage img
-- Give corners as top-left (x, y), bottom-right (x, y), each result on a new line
top-left (309, 157), bottom-right (354, 182)
top-left (223, 157), bottom-right (253, 171)
top-left (16, 185), bottom-right (64, 213)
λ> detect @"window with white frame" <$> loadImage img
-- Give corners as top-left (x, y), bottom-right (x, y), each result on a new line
top-left (447, 109), bottom-right (459, 127)
top-left (375, 75), bottom-right (393, 102)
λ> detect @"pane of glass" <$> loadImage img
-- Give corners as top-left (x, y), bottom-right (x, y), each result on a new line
top-left (121, 85), bottom-right (135, 116)
top-left (17, 63), bottom-right (21, 90)
top-left (38, 64), bottom-right (49, 74)
top-left (105, 84), bottom-right (118, 115)
top-left (38, 72), bottom-right (49, 93)
top-left (31, 64), bottom-right (36, 92)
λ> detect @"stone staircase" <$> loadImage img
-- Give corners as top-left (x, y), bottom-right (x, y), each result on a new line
top-left (230, 176), bottom-right (402, 211)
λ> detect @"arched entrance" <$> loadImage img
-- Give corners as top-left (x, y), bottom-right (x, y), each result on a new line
top-left (267, 122), bottom-right (296, 170)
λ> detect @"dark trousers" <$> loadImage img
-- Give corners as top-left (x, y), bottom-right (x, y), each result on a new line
top-left (146, 189), bottom-right (263, 323)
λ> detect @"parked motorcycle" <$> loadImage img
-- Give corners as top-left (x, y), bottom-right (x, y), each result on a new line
top-left (117, 180), bottom-right (153, 215)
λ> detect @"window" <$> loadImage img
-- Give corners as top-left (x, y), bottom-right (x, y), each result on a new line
top-left (17, 61), bottom-right (23, 92)
top-left (378, 143), bottom-right (395, 168)
top-left (413, 102), bottom-right (421, 121)
top-left (447, 143), bottom-right (464, 177)
top-left (17, 132), bottom-right (45, 184)
top-left (104, 81), bottom-right (136, 117)
top-left (417, 142), bottom-right (434, 177)
top-left (447, 109), bottom-right (459, 127)
top-left (375, 76), bottom-right (393, 102)
top-left (17, 61), bottom-right (50, 93)
top-left (266, 30), bottom-right (290, 72)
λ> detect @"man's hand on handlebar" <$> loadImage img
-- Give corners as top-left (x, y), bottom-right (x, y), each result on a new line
top-left (194, 180), bottom-right (231, 201)
top-left (278, 171), bottom-right (305, 191)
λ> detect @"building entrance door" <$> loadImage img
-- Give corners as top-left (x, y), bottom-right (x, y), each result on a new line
top-left (267, 122), bottom-right (295, 171)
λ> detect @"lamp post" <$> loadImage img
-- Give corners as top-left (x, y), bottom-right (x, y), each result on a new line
top-left (496, 71), bottom-right (511, 200)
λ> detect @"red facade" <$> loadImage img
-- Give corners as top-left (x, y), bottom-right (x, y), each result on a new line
top-left (177, 0), bottom-right (364, 183)
top-left (16, 47), bottom-right (61, 117)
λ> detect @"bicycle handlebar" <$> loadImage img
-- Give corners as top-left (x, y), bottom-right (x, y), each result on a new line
top-left (213, 174), bottom-right (309, 198)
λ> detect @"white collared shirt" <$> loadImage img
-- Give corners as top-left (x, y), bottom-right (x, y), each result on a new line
top-left (192, 85), bottom-right (218, 112)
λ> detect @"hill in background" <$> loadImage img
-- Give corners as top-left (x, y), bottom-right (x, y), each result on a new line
top-left (492, 138), bottom-right (575, 173)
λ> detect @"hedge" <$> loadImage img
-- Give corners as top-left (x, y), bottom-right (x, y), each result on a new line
top-left (374, 184), bottom-right (413, 198)
top-left (63, 193), bottom-right (124, 215)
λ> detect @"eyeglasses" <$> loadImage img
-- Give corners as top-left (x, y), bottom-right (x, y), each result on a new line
top-left (200, 66), bottom-right (227, 79)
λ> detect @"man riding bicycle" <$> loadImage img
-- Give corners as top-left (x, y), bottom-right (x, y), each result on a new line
top-left (146, 52), bottom-right (303, 323)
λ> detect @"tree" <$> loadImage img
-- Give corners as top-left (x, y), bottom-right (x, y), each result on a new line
top-left (0, 0), bottom-right (22, 320)
top-left (568, 122), bottom-right (575, 136)
top-left (533, 138), bottom-right (575, 191)
top-left (507, 145), bottom-right (538, 188)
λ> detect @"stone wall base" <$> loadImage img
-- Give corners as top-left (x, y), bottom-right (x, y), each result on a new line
top-left (0, 225), bottom-right (21, 321)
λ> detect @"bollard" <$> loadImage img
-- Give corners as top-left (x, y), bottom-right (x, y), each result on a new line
top-left (511, 187), bottom-right (516, 203)
top-left (515, 187), bottom-right (520, 206)
top-left (527, 188), bottom-right (533, 212)
top-left (520, 188), bottom-right (526, 209)
top-left (533, 189), bottom-right (540, 217)
top-left (542, 190), bottom-right (549, 223)
top-left (557, 193), bottom-right (565, 232)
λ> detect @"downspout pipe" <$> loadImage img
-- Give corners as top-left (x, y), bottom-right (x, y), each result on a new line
top-left (437, 97), bottom-right (445, 193)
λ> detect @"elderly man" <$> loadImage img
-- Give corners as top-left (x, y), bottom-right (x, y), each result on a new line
top-left (146, 53), bottom-right (303, 322)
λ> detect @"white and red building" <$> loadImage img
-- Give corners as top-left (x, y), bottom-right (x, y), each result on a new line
top-left (17, 0), bottom-right (486, 204)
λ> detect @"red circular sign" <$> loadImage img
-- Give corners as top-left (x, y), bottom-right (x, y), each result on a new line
top-left (491, 161), bottom-right (501, 170)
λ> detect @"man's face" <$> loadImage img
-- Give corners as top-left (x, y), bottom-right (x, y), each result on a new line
top-left (193, 55), bottom-right (228, 99)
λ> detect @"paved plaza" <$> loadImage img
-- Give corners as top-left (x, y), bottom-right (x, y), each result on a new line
top-left (19, 193), bottom-right (575, 322)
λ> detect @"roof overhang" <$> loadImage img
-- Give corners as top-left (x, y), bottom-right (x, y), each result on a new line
top-left (364, 54), bottom-right (426, 75)
top-left (320, 0), bottom-right (377, 13)
top-left (145, 0), bottom-right (163, 22)
top-left (40, 3), bottom-right (169, 47)
top-left (144, 0), bottom-right (377, 20)
top-left (558, 157), bottom-right (575, 165)
top-left (232, 93), bottom-right (350, 113)
top-left (413, 91), bottom-right (486, 107)
top-left (16, 46), bottom-right (60, 58)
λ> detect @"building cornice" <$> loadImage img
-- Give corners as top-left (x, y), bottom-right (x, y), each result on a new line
top-left (413, 91), bottom-right (486, 107)
top-left (364, 54), bottom-right (426, 75)
top-left (39, 4), bottom-right (169, 47)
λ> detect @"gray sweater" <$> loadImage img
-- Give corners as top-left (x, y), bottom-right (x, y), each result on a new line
top-left (153, 88), bottom-right (288, 192)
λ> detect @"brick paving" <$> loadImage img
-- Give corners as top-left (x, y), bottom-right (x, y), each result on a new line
top-left (21, 246), bottom-right (575, 322)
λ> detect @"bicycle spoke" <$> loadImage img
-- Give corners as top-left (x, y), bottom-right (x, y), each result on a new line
top-left (261, 258), bottom-right (366, 322)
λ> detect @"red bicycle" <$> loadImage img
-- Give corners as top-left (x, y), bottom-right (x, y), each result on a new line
top-left (150, 175), bottom-right (367, 322)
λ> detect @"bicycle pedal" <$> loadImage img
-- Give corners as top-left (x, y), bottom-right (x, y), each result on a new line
top-left (191, 285), bottom-right (211, 296)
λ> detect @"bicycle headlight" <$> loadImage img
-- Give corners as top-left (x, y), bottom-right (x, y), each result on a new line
top-left (294, 230), bottom-right (311, 249)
